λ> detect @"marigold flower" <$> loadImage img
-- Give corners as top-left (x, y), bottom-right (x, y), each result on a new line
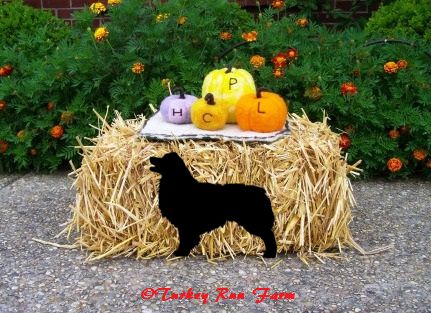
top-left (426, 159), bottom-right (431, 169)
top-left (94, 27), bottom-right (109, 42)
top-left (272, 0), bottom-right (284, 9)
top-left (0, 100), bottom-right (6, 111)
top-left (272, 53), bottom-right (288, 68)
top-left (47, 102), bottom-right (55, 111)
top-left (0, 140), bottom-right (8, 153)
top-left (273, 67), bottom-right (284, 79)
top-left (399, 125), bottom-right (409, 135)
top-left (296, 18), bottom-right (309, 27)
top-left (108, 0), bottom-right (121, 6)
top-left (388, 129), bottom-right (400, 139)
top-left (177, 16), bottom-right (187, 25)
top-left (339, 133), bottom-right (351, 150)
top-left (51, 125), bottom-right (64, 139)
top-left (352, 69), bottom-right (361, 77)
top-left (396, 59), bottom-right (408, 69)
top-left (156, 13), bottom-right (170, 23)
top-left (61, 111), bottom-right (75, 124)
top-left (250, 55), bottom-right (265, 69)
top-left (89, 2), bottom-right (107, 15)
top-left (412, 149), bottom-right (427, 161)
top-left (131, 62), bottom-right (145, 74)
top-left (220, 32), bottom-right (232, 41)
top-left (340, 82), bottom-right (357, 95)
top-left (0, 64), bottom-right (13, 77)
top-left (384, 61), bottom-right (398, 74)
top-left (242, 31), bottom-right (258, 42)
top-left (387, 157), bottom-right (403, 173)
top-left (286, 48), bottom-right (298, 60)
top-left (29, 148), bottom-right (37, 156)
top-left (305, 86), bottom-right (322, 101)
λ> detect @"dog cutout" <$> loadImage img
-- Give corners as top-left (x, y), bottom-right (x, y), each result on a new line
top-left (149, 152), bottom-right (277, 258)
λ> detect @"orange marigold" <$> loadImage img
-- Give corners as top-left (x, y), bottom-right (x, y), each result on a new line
top-left (250, 55), bottom-right (265, 69)
top-left (51, 125), bottom-right (64, 139)
top-left (220, 32), bottom-right (232, 41)
top-left (271, 0), bottom-right (284, 9)
top-left (0, 100), bottom-right (6, 111)
top-left (29, 148), bottom-right (37, 156)
top-left (296, 18), bottom-right (309, 27)
top-left (273, 67), bottom-right (284, 79)
top-left (0, 140), bottom-right (8, 153)
top-left (242, 31), bottom-right (258, 42)
top-left (384, 61), bottom-right (398, 74)
top-left (397, 59), bottom-right (408, 69)
top-left (426, 159), bottom-right (431, 169)
top-left (305, 86), bottom-right (322, 101)
top-left (131, 62), bottom-right (145, 74)
top-left (412, 149), bottom-right (427, 161)
top-left (47, 102), bottom-right (55, 111)
top-left (339, 133), bottom-right (351, 150)
top-left (340, 82), bottom-right (357, 95)
top-left (388, 129), bottom-right (400, 139)
top-left (286, 48), bottom-right (298, 60)
top-left (271, 53), bottom-right (288, 68)
top-left (387, 158), bottom-right (403, 173)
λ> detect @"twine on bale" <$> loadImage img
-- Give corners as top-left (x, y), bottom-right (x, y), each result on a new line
top-left (65, 110), bottom-right (363, 263)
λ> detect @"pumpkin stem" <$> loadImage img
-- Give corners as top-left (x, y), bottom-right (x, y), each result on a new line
top-left (225, 65), bottom-right (233, 73)
top-left (204, 93), bottom-right (215, 105)
top-left (172, 87), bottom-right (186, 99)
top-left (256, 87), bottom-right (270, 98)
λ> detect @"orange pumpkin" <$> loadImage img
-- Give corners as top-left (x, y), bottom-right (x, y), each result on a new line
top-left (236, 88), bottom-right (288, 133)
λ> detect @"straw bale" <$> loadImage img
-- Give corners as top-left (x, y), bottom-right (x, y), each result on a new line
top-left (66, 111), bottom-right (362, 262)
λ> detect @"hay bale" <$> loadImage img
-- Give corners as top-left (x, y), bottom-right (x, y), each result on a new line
top-left (66, 111), bottom-right (362, 262)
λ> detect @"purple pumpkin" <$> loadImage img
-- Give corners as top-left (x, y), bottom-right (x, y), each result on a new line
top-left (160, 88), bottom-right (197, 124)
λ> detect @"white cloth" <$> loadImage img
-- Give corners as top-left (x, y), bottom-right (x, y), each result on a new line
top-left (139, 112), bottom-right (290, 143)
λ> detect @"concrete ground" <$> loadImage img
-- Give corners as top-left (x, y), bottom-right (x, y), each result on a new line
top-left (0, 173), bottom-right (430, 313)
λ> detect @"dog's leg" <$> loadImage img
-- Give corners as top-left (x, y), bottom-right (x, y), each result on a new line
top-left (260, 229), bottom-right (277, 258)
top-left (174, 229), bottom-right (201, 257)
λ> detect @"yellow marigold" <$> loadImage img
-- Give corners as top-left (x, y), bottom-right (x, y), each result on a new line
top-left (384, 61), bottom-right (398, 74)
top-left (220, 32), bottom-right (232, 41)
top-left (94, 27), bottom-right (109, 42)
top-left (89, 2), bottom-right (107, 15)
top-left (272, 0), bottom-right (284, 9)
top-left (131, 62), bottom-right (145, 74)
top-left (397, 59), bottom-right (408, 69)
top-left (177, 16), bottom-right (187, 25)
top-left (242, 31), bottom-right (258, 42)
top-left (108, 0), bottom-right (122, 6)
top-left (296, 18), bottom-right (309, 27)
top-left (412, 149), bottom-right (427, 161)
top-left (156, 13), bottom-right (170, 23)
top-left (250, 55), bottom-right (265, 69)
top-left (387, 158), bottom-right (403, 173)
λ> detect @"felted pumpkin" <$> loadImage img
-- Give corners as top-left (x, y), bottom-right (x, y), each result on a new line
top-left (160, 88), bottom-right (197, 124)
top-left (236, 88), bottom-right (288, 133)
top-left (191, 93), bottom-right (228, 131)
top-left (202, 66), bottom-right (256, 123)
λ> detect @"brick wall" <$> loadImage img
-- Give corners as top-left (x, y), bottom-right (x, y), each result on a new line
top-left (22, 0), bottom-right (381, 26)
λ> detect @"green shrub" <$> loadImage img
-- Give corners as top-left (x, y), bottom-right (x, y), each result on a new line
top-left (0, 0), bottom-right (430, 178)
top-left (0, 0), bottom-right (69, 48)
top-left (365, 0), bottom-right (431, 43)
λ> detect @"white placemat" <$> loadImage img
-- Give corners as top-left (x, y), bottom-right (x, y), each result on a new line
top-left (139, 112), bottom-right (290, 143)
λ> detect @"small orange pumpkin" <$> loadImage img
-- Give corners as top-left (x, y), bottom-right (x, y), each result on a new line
top-left (236, 88), bottom-right (288, 133)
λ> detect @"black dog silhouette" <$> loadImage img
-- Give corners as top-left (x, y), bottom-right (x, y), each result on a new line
top-left (149, 152), bottom-right (276, 258)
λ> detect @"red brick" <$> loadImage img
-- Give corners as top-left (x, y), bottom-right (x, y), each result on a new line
top-left (24, 0), bottom-right (42, 8)
top-left (57, 8), bottom-right (80, 18)
top-left (42, 0), bottom-right (70, 8)
top-left (71, 0), bottom-right (85, 6)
